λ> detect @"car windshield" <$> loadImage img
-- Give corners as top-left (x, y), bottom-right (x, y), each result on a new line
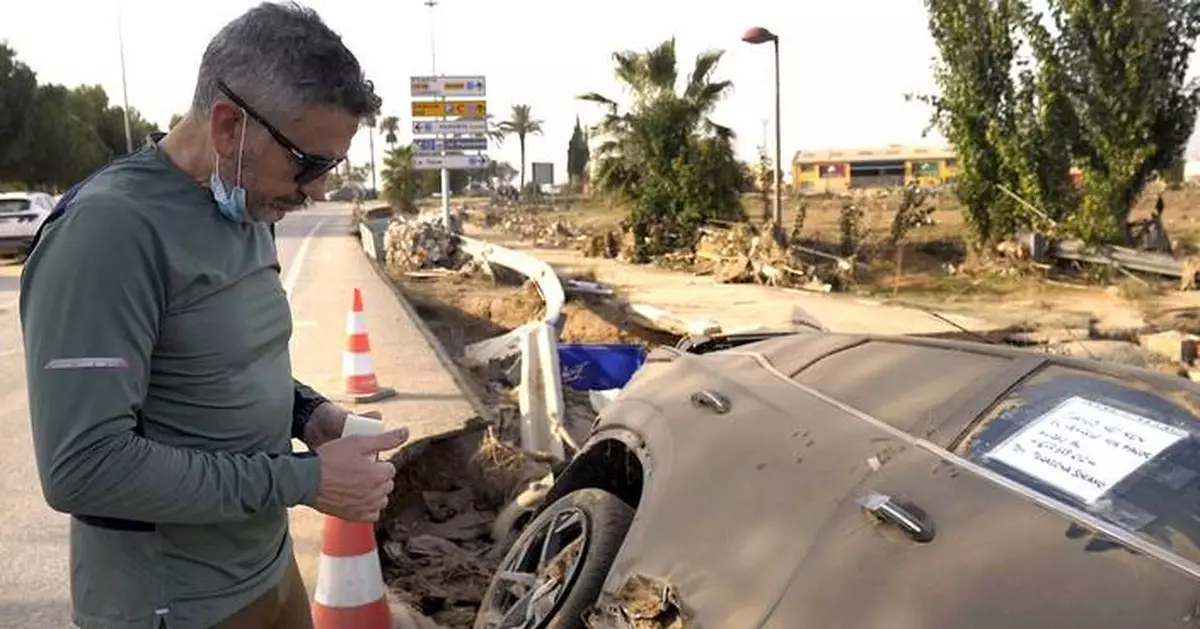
top-left (0, 199), bottom-right (31, 214)
top-left (960, 365), bottom-right (1200, 568)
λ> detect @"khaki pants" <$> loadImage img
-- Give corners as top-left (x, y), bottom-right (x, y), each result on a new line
top-left (212, 556), bottom-right (313, 629)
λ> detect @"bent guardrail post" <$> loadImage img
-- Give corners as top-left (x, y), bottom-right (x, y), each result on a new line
top-left (517, 322), bottom-right (567, 461)
top-left (459, 235), bottom-right (567, 365)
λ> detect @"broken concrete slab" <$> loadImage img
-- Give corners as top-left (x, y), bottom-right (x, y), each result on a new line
top-left (1138, 330), bottom-right (1198, 364)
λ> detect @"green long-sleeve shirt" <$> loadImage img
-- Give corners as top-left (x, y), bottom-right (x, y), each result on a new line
top-left (21, 138), bottom-right (322, 629)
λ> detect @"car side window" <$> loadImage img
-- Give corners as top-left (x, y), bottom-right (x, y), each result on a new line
top-left (958, 365), bottom-right (1200, 569)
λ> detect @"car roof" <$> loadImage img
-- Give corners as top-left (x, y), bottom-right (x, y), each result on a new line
top-left (0, 191), bottom-right (44, 200)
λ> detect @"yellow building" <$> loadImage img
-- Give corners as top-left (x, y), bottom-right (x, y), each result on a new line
top-left (791, 144), bottom-right (958, 194)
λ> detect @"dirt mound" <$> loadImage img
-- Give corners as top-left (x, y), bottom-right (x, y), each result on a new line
top-left (459, 281), bottom-right (547, 329)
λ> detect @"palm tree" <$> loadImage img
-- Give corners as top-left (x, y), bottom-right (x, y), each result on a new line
top-left (379, 115), bottom-right (400, 147)
top-left (579, 38), bottom-right (734, 199)
top-left (497, 104), bottom-right (544, 189)
top-left (578, 38), bottom-right (743, 257)
top-left (380, 144), bottom-right (416, 211)
top-left (363, 114), bottom-right (378, 192)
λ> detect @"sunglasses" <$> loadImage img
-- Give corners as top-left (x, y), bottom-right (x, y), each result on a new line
top-left (216, 80), bottom-right (344, 185)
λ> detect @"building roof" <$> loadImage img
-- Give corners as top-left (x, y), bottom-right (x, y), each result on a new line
top-left (792, 144), bottom-right (956, 165)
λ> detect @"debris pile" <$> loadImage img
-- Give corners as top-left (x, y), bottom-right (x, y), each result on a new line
top-left (585, 574), bottom-right (690, 629)
top-left (382, 425), bottom-right (554, 628)
top-left (384, 219), bottom-right (466, 273)
top-left (685, 222), bottom-right (838, 291)
top-left (495, 213), bottom-right (583, 248)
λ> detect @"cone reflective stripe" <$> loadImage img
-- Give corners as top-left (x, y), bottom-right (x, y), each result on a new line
top-left (311, 516), bottom-right (392, 627)
top-left (339, 288), bottom-right (396, 403)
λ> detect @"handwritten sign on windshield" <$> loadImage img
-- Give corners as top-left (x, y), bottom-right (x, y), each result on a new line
top-left (986, 396), bottom-right (1189, 504)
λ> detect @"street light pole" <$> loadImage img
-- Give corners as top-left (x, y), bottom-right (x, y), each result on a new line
top-left (772, 37), bottom-right (782, 239)
top-left (743, 26), bottom-right (784, 244)
top-left (117, 6), bottom-right (133, 154)
top-left (425, 0), bottom-right (452, 230)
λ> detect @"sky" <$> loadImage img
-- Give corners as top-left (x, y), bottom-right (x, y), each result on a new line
top-left (3, 0), bottom-right (1198, 185)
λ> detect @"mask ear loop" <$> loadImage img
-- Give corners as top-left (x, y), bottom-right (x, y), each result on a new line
top-left (235, 109), bottom-right (248, 188)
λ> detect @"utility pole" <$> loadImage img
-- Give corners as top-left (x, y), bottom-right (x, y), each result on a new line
top-left (424, 0), bottom-right (452, 230)
top-left (117, 5), bottom-right (133, 154)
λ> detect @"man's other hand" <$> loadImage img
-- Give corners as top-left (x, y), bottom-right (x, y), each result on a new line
top-left (303, 402), bottom-right (383, 449)
top-left (311, 429), bottom-right (408, 522)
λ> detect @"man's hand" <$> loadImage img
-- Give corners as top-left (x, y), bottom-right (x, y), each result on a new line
top-left (302, 402), bottom-right (382, 450)
top-left (312, 429), bottom-right (408, 522)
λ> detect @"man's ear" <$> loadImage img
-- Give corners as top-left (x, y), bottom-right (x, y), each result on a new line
top-left (209, 101), bottom-right (243, 159)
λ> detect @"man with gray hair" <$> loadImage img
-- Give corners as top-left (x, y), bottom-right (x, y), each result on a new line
top-left (20, 3), bottom-right (403, 628)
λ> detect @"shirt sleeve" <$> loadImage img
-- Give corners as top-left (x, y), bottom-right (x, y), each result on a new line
top-left (20, 193), bottom-right (321, 525)
top-left (292, 378), bottom-right (330, 440)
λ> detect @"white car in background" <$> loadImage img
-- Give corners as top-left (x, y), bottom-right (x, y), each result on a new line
top-left (0, 191), bottom-right (55, 258)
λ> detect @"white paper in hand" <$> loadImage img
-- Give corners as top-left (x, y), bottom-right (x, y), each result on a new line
top-left (341, 414), bottom-right (386, 438)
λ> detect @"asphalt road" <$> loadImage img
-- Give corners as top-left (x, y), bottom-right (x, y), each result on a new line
top-left (0, 206), bottom-right (339, 628)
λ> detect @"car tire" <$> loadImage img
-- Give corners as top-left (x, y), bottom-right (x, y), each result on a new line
top-left (475, 488), bottom-right (635, 629)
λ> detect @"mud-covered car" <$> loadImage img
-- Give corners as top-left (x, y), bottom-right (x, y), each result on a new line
top-left (475, 330), bottom-right (1200, 629)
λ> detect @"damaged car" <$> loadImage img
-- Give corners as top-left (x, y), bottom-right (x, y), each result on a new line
top-left (474, 329), bottom-right (1200, 629)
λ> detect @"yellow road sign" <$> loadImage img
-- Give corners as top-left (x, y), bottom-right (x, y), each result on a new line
top-left (411, 100), bottom-right (487, 119)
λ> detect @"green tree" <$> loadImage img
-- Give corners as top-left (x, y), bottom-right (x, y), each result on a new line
top-left (0, 43), bottom-right (39, 180)
top-left (1050, 0), bottom-right (1200, 243)
top-left (580, 38), bottom-right (745, 258)
top-left (380, 145), bottom-right (417, 211)
top-left (378, 115), bottom-right (400, 147)
top-left (9, 84), bottom-right (110, 190)
top-left (363, 115), bottom-right (378, 192)
top-left (497, 104), bottom-right (543, 188)
top-left (566, 116), bottom-right (590, 186)
top-left (919, 0), bottom-right (1028, 248)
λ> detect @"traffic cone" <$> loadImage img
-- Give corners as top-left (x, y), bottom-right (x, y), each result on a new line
top-left (341, 288), bottom-right (397, 404)
top-left (311, 515), bottom-right (393, 628)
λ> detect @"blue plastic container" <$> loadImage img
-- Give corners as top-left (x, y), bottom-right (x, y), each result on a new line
top-left (557, 344), bottom-right (647, 391)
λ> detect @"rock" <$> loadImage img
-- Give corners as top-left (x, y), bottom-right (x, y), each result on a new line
top-left (383, 540), bottom-right (408, 563)
top-left (1047, 339), bottom-right (1161, 368)
top-left (425, 509), bottom-right (496, 542)
top-left (422, 488), bottom-right (474, 523)
top-left (384, 218), bottom-right (463, 272)
top-left (1004, 328), bottom-right (1091, 346)
top-left (1138, 330), bottom-right (1198, 364)
top-left (406, 534), bottom-right (468, 558)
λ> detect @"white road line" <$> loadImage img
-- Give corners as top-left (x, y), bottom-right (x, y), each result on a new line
top-left (282, 219), bottom-right (325, 302)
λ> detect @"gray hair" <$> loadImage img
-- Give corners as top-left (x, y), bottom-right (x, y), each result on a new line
top-left (190, 1), bottom-right (381, 121)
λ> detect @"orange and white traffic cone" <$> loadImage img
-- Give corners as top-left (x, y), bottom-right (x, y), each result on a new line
top-left (311, 515), bottom-right (393, 628)
top-left (341, 288), bottom-right (397, 404)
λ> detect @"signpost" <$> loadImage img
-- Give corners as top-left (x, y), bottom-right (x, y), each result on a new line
top-left (412, 120), bottom-right (488, 135)
top-left (410, 73), bottom-right (489, 230)
top-left (410, 75), bottom-right (486, 98)
top-left (415, 137), bottom-right (489, 153)
top-left (411, 100), bottom-right (487, 119)
top-left (414, 154), bottom-right (488, 170)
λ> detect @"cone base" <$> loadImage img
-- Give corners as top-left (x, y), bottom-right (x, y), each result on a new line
top-left (312, 597), bottom-right (392, 629)
top-left (333, 386), bottom-right (398, 405)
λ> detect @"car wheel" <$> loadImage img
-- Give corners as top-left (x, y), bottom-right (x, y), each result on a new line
top-left (474, 488), bottom-right (634, 629)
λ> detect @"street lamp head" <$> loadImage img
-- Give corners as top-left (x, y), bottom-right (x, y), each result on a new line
top-left (742, 26), bottom-right (778, 44)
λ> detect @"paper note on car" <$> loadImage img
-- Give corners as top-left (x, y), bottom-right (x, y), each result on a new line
top-left (986, 396), bottom-right (1189, 504)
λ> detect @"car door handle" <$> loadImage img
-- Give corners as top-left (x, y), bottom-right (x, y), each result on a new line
top-left (858, 491), bottom-right (936, 543)
top-left (690, 390), bottom-right (731, 414)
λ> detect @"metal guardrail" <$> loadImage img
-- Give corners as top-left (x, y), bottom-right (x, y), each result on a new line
top-left (358, 217), bottom-right (571, 459)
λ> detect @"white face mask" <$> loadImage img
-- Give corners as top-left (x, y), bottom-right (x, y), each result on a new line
top-left (211, 111), bottom-right (249, 223)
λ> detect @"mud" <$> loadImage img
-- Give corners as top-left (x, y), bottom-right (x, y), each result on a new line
top-left (381, 423), bottom-right (554, 627)
top-left (584, 574), bottom-right (690, 629)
